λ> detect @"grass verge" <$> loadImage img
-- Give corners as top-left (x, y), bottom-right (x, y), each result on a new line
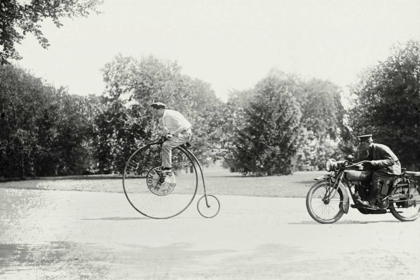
top-left (0, 166), bottom-right (325, 198)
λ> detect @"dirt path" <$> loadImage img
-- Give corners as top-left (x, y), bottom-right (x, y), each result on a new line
top-left (1, 188), bottom-right (420, 279)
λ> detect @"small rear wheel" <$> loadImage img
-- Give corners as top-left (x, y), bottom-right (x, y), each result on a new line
top-left (197, 195), bottom-right (220, 218)
top-left (306, 181), bottom-right (344, 224)
top-left (389, 185), bottom-right (420, 222)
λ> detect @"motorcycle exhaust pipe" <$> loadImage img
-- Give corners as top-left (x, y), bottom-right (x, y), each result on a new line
top-left (384, 194), bottom-right (406, 201)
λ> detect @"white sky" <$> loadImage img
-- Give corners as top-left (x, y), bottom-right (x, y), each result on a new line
top-left (14, 0), bottom-right (420, 102)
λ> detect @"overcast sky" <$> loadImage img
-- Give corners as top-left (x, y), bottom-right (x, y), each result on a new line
top-left (14, 0), bottom-right (420, 102)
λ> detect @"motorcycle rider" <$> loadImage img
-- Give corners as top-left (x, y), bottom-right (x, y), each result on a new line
top-left (356, 134), bottom-right (401, 209)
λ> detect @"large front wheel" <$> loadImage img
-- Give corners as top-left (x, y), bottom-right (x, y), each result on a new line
top-left (306, 180), bottom-right (344, 224)
top-left (123, 142), bottom-right (198, 219)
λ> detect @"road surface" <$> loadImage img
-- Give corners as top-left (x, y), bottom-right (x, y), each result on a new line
top-left (1, 188), bottom-right (420, 279)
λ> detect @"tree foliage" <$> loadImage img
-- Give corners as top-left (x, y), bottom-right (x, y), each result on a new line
top-left (0, 64), bottom-right (99, 177)
top-left (349, 40), bottom-right (420, 169)
top-left (0, 54), bottom-right (352, 178)
top-left (224, 71), bottom-right (346, 175)
top-left (96, 54), bottom-right (225, 173)
top-left (0, 0), bottom-right (102, 64)
top-left (211, 91), bottom-right (247, 165)
top-left (229, 72), bottom-right (303, 175)
top-left (296, 78), bottom-right (346, 169)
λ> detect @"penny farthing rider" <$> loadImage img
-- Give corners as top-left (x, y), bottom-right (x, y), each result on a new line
top-left (150, 102), bottom-right (193, 183)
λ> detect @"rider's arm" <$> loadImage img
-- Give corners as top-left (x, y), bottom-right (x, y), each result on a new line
top-left (158, 118), bottom-right (168, 135)
top-left (172, 125), bottom-right (189, 137)
top-left (370, 146), bottom-right (398, 168)
top-left (165, 111), bottom-right (191, 137)
top-left (371, 157), bottom-right (395, 168)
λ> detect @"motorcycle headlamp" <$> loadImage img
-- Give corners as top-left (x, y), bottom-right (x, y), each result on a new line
top-left (325, 159), bottom-right (337, 172)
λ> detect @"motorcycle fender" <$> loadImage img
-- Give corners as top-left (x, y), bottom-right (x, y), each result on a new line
top-left (339, 183), bottom-right (350, 214)
top-left (315, 178), bottom-right (350, 214)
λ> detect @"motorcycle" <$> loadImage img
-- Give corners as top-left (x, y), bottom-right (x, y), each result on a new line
top-left (306, 157), bottom-right (420, 224)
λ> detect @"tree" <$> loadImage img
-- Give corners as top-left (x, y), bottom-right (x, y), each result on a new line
top-left (349, 40), bottom-right (420, 169)
top-left (230, 71), bottom-right (303, 175)
top-left (0, 0), bottom-right (103, 64)
top-left (295, 79), bottom-right (346, 169)
top-left (223, 71), bottom-right (347, 173)
top-left (219, 89), bottom-right (255, 171)
top-left (0, 64), bottom-right (52, 177)
top-left (0, 64), bottom-right (100, 177)
top-left (97, 54), bottom-right (224, 173)
top-left (97, 55), bottom-right (186, 173)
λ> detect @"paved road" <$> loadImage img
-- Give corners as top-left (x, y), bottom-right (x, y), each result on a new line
top-left (1, 188), bottom-right (420, 280)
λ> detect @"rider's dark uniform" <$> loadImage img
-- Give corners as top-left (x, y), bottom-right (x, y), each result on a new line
top-left (358, 135), bottom-right (401, 204)
top-left (366, 143), bottom-right (401, 175)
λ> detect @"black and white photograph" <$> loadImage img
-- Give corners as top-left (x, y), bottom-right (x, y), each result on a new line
top-left (1, 0), bottom-right (420, 279)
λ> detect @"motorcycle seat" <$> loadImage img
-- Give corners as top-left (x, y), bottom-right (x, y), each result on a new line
top-left (404, 171), bottom-right (420, 177)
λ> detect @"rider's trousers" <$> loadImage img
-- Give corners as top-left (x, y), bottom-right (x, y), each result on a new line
top-left (370, 170), bottom-right (393, 202)
top-left (161, 129), bottom-right (192, 168)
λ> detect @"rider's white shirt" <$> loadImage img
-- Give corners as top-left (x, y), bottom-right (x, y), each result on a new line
top-left (162, 109), bottom-right (191, 135)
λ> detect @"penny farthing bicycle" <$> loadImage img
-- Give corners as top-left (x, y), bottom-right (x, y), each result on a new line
top-left (122, 137), bottom-right (221, 219)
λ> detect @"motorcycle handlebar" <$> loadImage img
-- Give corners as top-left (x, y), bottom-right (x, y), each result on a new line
top-left (341, 160), bottom-right (372, 171)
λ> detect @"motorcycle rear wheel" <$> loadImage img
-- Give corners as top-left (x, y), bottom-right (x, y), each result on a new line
top-left (389, 186), bottom-right (420, 222)
top-left (306, 181), bottom-right (344, 224)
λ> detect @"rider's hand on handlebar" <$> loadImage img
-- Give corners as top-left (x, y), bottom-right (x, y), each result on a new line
top-left (361, 161), bottom-right (373, 168)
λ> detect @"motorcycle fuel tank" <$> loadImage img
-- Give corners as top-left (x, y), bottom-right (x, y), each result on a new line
top-left (344, 170), bottom-right (372, 182)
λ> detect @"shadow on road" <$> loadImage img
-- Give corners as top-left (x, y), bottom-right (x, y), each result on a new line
top-left (289, 220), bottom-right (400, 225)
top-left (0, 242), bottom-right (111, 279)
top-left (82, 217), bottom-right (148, 221)
top-left (294, 180), bottom-right (316, 185)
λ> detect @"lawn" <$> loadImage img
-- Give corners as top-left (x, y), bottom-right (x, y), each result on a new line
top-left (0, 165), bottom-right (326, 198)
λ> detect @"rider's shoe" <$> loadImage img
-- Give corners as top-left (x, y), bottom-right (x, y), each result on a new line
top-left (356, 198), bottom-right (378, 210)
top-left (157, 167), bottom-right (171, 176)
top-left (161, 167), bottom-right (172, 174)
top-left (164, 175), bottom-right (173, 184)
top-left (159, 167), bottom-right (174, 183)
top-left (356, 198), bottom-right (365, 204)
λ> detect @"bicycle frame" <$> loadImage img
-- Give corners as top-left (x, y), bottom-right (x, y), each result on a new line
top-left (178, 145), bottom-right (211, 208)
top-left (153, 137), bottom-right (211, 208)
top-left (123, 136), bottom-right (220, 219)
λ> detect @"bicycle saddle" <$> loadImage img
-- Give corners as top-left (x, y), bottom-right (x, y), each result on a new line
top-left (181, 142), bottom-right (191, 148)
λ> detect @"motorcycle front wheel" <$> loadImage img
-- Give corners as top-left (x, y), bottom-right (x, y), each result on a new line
top-left (306, 180), bottom-right (344, 224)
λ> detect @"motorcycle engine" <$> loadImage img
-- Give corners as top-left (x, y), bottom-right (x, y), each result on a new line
top-left (376, 198), bottom-right (390, 209)
top-left (355, 182), bottom-right (371, 201)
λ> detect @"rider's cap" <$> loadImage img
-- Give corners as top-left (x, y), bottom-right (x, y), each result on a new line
top-left (150, 102), bottom-right (167, 109)
top-left (358, 134), bottom-right (373, 142)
